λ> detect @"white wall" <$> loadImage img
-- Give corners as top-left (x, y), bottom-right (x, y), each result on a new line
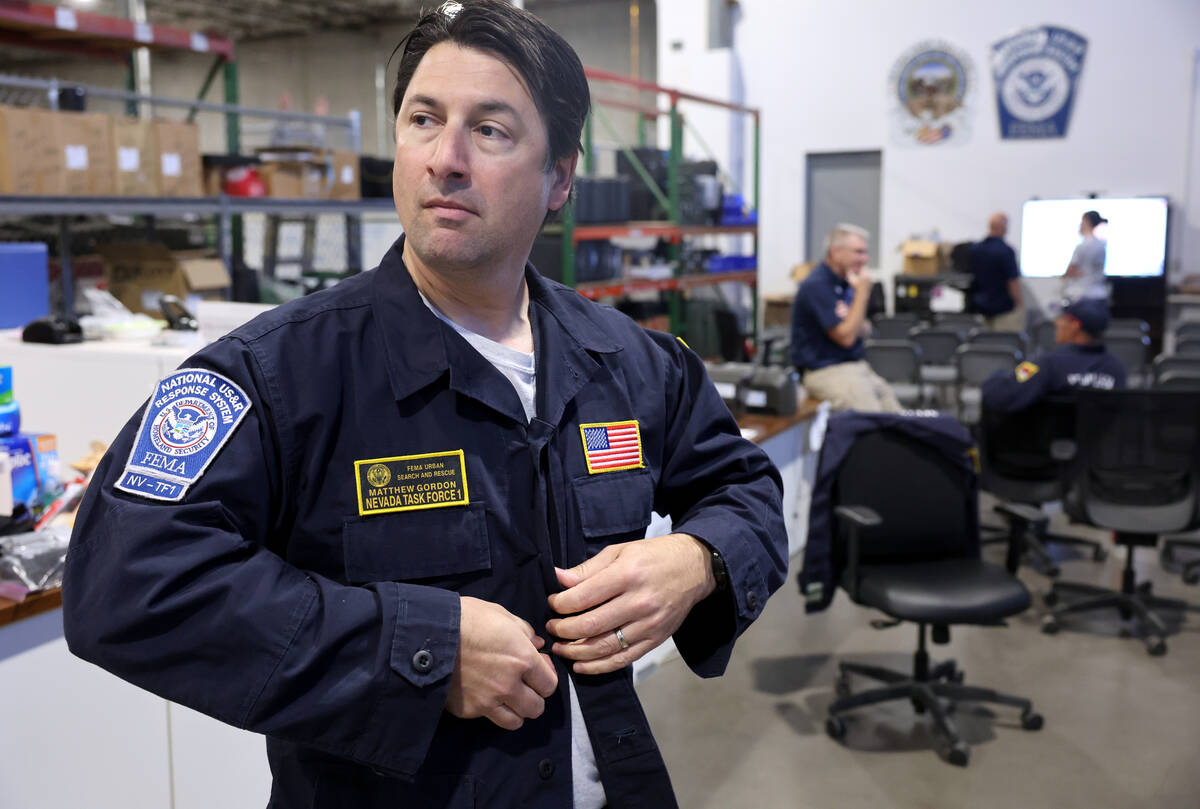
top-left (658, 0), bottom-right (1200, 297)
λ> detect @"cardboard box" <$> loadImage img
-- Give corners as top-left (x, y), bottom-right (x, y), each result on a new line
top-left (260, 160), bottom-right (325, 199)
top-left (762, 293), bottom-right (796, 329)
top-left (113, 118), bottom-right (158, 196)
top-left (153, 120), bottom-right (203, 197)
top-left (0, 106), bottom-right (65, 195)
top-left (57, 111), bottom-right (117, 196)
top-left (327, 150), bottom-right (360, 200)
top-left (900, 239), bottom-right (942, 276)
top-left (97, 243), bottom-right (230, 315)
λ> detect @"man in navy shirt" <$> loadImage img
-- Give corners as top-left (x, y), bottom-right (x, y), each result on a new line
top-left (789, 223), bottom-right (900, 412)
top-left (969, 212), bottom-right (1024, 330)
top-left (982, 298), bottom-right (1126, 413)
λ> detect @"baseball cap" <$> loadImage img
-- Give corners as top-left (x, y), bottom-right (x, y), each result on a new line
top-left (1062, 298), bottom-right (1110, 336)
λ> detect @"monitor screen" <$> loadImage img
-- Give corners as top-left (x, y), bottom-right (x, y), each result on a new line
top-left (1018, 197), bottom-right (1168, 278)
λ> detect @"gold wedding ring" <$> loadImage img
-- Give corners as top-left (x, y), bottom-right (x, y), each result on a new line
top-left (615, 627), bottom-right (630, 650)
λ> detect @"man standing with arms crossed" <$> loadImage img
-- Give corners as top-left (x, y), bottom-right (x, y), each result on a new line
top-left (62, 2), bottom-right (788, 807)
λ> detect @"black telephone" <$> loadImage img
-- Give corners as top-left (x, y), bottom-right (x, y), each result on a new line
top-left (21, 315), bottom-right (83, 344)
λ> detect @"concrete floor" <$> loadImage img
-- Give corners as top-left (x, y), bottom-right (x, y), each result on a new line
top-left (636, 509), bottom-right (1200, 809)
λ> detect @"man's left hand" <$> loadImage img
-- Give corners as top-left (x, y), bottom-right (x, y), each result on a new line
top-left (546, 534), bottom-right (716, 674)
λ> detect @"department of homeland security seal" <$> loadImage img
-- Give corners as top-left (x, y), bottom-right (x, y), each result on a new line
top-left (115, 368), bottom-right (252, 502)
top-left (889, 41), bottom-right (974, 146)
top-left (992, 25), bottom-right (1088, 139)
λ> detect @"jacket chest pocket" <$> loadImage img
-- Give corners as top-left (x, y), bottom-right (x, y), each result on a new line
top-left (342, 503), bottom-right (491, 583)
top-left (573, 470), bottom-right (655, 541)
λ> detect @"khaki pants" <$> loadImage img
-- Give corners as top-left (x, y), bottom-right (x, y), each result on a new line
top-left (803, 361), bottom-right (902, 413)
top-left (986, 305), bottom-right (1025, 333)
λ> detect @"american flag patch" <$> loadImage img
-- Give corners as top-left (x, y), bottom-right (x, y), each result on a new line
top-left (579, 420), bottom-right (644, 474)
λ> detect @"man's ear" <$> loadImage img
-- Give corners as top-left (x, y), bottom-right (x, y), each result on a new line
top-left (547, 151), bottom-right (579, 212)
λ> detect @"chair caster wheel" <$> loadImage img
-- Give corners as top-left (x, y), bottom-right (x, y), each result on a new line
top-left (1021, 710), bottom-right (1044, 731)
top-left (1137, 581), bottom-right (1153, 594)
top-left (1184, 569), bottom-right (1200, 586)
top-left (1118, 627), bottom-right (1132, 638)
top-left (950, 669), bottom-right (965, 684)
top-left (1148, 639), bottom-right (1168, 657)
top-left (834, 676), bottom-right (852, 699)
top-left (1045, 564), bottom-right (1061, 578)
top-left (911, 697), bottom-right (926, 714)
top-left (1093, 547), bottom-right (1108, 562)
top-left (825, 716), bottom-right (847, 741)
top-left (1041, 617), bottom-right (1060, 634)
top-left (1043, 590), bottom-right (1059, 607)
top-left (943, 741), bottom-right (970, 767)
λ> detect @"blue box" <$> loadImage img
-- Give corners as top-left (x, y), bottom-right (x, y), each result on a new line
top-left (0, 243), bottom-right (50, 329)
top-left (0, 433), bottom-right (59, 511)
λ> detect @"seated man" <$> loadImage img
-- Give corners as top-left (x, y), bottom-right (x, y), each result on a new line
top-left (789, 223), bottom-right (900, 412)
top-left (982, 298), bottom-right (1126, 413)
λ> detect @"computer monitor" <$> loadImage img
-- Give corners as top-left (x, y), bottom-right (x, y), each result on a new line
top-left (1018, 197), bottom-right (1168, 278)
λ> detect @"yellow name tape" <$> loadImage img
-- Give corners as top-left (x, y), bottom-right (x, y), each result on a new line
top-left (354, 450), bottom-right (469, 516)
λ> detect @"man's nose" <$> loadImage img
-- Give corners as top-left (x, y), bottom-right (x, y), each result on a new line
top-left (428, 126), bottom-right (470, 180)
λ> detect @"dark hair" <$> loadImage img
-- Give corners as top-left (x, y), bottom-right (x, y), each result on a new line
top-left (391, 0), bottom-right (590, 170)
top-left (1082, 210), bottom-right (1108, 228)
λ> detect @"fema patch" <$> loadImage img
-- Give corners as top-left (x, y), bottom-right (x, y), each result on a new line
top-left (115, 368), bottom-right (252, 502)
top-left (1015, 361), bottom-right (1040, 383)
top-left (992, 25), bottom-right (1088, 139)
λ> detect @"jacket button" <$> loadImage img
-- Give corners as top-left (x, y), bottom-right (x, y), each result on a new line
top-left (411, 649), bottom-right (434, 674)
top-left (537, 758), bottom-right (555, 780)
top-left (746, 590), bottom-right (760, 610)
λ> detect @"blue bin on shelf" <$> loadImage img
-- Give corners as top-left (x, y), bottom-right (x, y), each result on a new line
top-left (0, 243), bottom-right (50, 329)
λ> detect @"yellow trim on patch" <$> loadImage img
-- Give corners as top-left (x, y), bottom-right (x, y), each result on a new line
top-left (1015, 361), bottom-right (1040, 383)
top-left (353, 449), bottom-right (469, 516)
top-left (579, 419), bottom-right (645, 474)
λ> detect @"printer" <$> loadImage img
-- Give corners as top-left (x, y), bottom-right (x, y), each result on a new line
top-left (706, 361), bottom-right (801, 416)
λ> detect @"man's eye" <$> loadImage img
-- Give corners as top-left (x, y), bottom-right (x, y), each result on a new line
top-left (479, 125), bottom-right (497, 137)
top-left (413, 114), bottom-right (433, 126)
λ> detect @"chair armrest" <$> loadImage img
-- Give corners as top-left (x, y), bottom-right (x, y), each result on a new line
top-left (834, 505), bottom-right (881, 601)
top-left (834, 505), bottom-right (882, 528)
top-left (1050, 439), bottom-right (1077, 462)
top-left (993, 502), bottom-right (1049, 528)
top-left (992, 502), bottom-right (1048, 575)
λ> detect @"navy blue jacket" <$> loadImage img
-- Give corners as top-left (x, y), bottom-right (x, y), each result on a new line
top-left (62, 239), bottom-right (788, 808)
top-left (798, 412), bottom-right (977, 613)
top-left (789, 262), bottom-right (864, 372)
top-left (981, 342), bottom-right (1127, 414)
top-left (968, 237), bottom-right (1020, 317)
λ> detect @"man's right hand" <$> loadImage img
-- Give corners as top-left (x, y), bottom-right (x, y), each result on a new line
top-left (446, 596), bottom-right (558, 731)
top-left (847, 267), bottom-right (873, 294)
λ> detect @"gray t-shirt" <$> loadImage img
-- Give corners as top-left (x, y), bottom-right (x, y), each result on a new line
top-left (1065, 235), bottom-right (1108, 300)
top-left (420, 292), bottom-right (607, 809)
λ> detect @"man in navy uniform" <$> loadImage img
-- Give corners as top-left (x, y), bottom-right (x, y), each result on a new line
top-left (969, 212), bottom-right (1024, 331)
top-left (61, 3), bottom-right (788, 807)
top-left (982, 298), bottom-right (1126, 413)
top-left (790, 223), bottom-right (900, 412)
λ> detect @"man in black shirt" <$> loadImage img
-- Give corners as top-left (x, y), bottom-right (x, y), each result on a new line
top-left (968, 212), bottom-right (1023, 330)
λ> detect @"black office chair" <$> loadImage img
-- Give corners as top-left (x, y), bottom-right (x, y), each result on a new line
top-left (1031, 320), bottom-right (1057, 355)
top-left (1105, 332), bottom-right (1151, 388)
top-left (955, 344), bottom-right (1021, 425)
top-left (1175, 321), bottom-right (1200, 343)
top-left (1108, 318), bottom-right (1149, 336)
top-left (820, 418), bottom-right (1045, 766)
top-left (1042, 389), bottom-right (1200, 655)
top-left (934, 312), bottom-right (984, 330)
top-left (1156, 370), bottom-right (1200, 391)
top-left (1152, 354), bottom-right (1200, 386)
top-left (968, 329), bottom-right (1028, 356)
top-left (864, 339), bottom-right (922, 408)
top-left (872, 313), bottom-right (923, 340)
top-left (909, 325), bottom-right (964, 408)
top-left (977, 398), bottom-right (1107, 575)
top-left (1176, 337), bottom-right (1200, 356)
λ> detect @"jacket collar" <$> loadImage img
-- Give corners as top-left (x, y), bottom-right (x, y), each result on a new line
top-left (370, 237), bottom-right (622, 424)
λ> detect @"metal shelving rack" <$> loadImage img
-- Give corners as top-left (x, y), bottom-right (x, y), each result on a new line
top-left (557, 67), bottom-right (761, 338)
top-left (0, 3), bottom-right (380, 316)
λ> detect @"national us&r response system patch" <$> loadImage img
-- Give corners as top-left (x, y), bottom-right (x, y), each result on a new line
top-left (115, 368), bottom-right (252, 502)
